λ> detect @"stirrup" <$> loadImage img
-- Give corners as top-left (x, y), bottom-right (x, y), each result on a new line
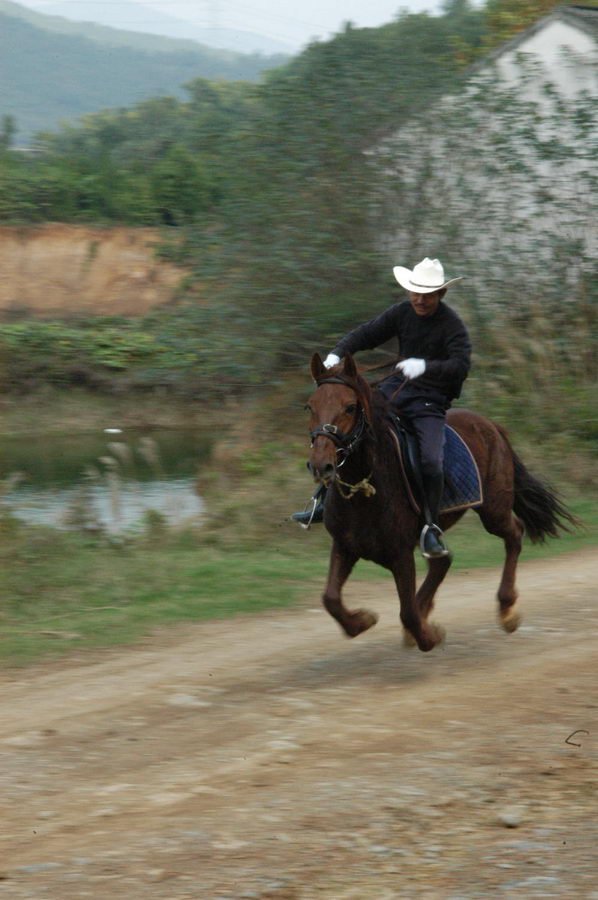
top-left (420, 523), bottom-right (451, 559)
top-left (291, 497), bottom-right (324, 529)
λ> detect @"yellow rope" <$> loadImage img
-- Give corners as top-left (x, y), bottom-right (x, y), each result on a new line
top-left (335, 473), bottom-right (376, 500)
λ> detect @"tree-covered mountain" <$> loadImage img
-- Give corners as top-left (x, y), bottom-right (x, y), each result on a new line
top-left (0, 1), bottom-right (288, 142)
top-left (38, 0), bottom-right (295, 55)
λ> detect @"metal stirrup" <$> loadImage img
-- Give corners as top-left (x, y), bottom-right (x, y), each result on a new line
top-left (298, 496), bottom-right (319, 530)
top-left (420, 523), bottom-right (449, 558)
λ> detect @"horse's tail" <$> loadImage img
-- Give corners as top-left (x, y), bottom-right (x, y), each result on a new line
top-left (497, 425), bottom-right (579, 543)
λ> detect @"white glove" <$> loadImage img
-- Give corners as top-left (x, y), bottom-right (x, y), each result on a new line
top-left (396, 358), bottom-right (426, 379)
top-left (323, 353), bottom-right (340, 369)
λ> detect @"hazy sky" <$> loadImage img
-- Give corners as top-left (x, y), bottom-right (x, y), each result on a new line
top-left (18, 0), bottom-right (450, 49)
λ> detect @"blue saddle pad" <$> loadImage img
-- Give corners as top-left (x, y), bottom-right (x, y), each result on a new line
top-left (441, 424), bottom-right (483, 512)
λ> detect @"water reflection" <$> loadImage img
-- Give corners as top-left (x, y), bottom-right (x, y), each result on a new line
top-left (0, 428), bottom-right (210, 532)
top-left (4, 479), bottom-right (203, 532)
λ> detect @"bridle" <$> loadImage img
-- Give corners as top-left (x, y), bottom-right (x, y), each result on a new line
top-left (309, 376), bottom-right (369, 466)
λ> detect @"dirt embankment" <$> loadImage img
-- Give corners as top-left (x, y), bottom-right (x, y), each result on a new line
top-left (0, 224), bottom-right (188, 318)
top-left (1, 550), bottom-right (598, 898)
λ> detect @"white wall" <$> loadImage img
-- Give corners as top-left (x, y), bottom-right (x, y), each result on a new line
top-left (496, 18), bottom-right (598, 98)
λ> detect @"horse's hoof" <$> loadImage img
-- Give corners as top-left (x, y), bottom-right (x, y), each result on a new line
top-left (428, 621), bottom-right (446, 647)
top-left (413, 622), bottom-right (446, 652)
top-left (402, 628), bottom-right (417, 648)
top-left (343, 609), bottom-right (378, 638)
top-left (500, 605), bottom-right (522, 634)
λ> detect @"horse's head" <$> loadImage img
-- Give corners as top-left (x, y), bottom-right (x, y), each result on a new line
top-left (305, 353), bottom-right (372, 486)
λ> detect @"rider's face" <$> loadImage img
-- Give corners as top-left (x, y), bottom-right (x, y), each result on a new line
top-left (408, 289), bottom-right (445, 317)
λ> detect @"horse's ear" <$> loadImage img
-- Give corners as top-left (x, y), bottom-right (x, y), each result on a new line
top-left (343, 354), bottom-right (373, 425)
top-left (311, 353), bottom-right (326, 381)
top-left (343, 354), bottom-right (357, 379)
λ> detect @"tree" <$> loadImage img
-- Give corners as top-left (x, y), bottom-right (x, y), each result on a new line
top-left (150, 146), bottom-right (213, 225)
top-left (0, 115), bottom-right (16, 153)
top-left (483, 1), bottom-right (562, 50)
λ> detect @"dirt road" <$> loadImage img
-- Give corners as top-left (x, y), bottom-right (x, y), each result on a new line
top-left (2, 551), bottom-right (598, 899)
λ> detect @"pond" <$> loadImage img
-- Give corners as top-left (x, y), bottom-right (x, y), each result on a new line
top-left (0, 428), bottom-right (211, 532)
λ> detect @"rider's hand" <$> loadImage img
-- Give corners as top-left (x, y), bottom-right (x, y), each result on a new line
top-left (396, 358), bottom-right (426, 379)
top-left (323, 353), bottom-right (340, 369)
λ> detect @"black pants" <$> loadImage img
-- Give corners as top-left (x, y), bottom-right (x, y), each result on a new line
top-left (377, 380), bottom-right (446, 479)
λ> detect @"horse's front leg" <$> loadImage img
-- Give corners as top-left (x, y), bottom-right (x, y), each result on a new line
top-left (323, 541), bottom-right (378, 638)
top-left (392, 551), bottom-right (445, 652)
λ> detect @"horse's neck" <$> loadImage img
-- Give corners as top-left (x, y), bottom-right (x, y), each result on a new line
top-left (354, 421), bottom-right (395, 479)
top-left (342, 429), bottom-right (382, 479)
top-left (341, 445), bottom-right (370, 479)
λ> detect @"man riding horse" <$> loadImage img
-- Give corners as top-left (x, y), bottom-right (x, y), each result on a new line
top-left (293, 257), bottom-right (471, 559)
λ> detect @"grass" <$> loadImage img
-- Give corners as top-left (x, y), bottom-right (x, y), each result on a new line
top-left (0, 526), bottom-right (317, 665)
top-left (0, 494), bottom-right (596, 667)
top-left (0, 387), bottom-right (211, 437)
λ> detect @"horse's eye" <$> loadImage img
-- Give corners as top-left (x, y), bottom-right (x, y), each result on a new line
top-left (345, 404), bottom-right (357, 414)
top-left (304, 404), bottom-right (312, 413)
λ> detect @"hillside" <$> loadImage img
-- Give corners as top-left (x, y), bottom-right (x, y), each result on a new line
top-left (0, 3), bottom-right (288, 143)
top-left (0, 0), bottom-right (293, 55)
top-left (0, 224), bottom-right (187, 317)
top-left (38, 0), bottom-right (295, 55)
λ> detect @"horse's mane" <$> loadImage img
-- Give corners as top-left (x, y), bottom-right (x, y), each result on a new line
top-left (349, 367), bottom-right (396, 436)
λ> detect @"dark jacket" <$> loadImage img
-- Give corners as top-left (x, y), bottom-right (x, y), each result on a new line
top-left (332, 300), bottom-right (471, 405)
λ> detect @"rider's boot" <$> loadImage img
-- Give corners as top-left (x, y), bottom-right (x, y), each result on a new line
top-left (420, 472), bottom-right (451, 559)
top-left (291, 484), bottom-right (326, 527)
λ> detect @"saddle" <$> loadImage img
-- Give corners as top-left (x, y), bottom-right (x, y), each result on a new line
top-left (388, 417), bottom-right (483, 515)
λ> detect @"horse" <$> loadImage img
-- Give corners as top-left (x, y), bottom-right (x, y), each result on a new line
top-left (304, 352), bottom-right (577, 652)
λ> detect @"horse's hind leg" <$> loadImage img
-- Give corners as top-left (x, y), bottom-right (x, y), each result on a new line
top-left (416, 555), bottom-right (453, 620)
top-left (476, 506), bottom-right (524, 633)
top-left (322, 541), bottom-right (378, 638)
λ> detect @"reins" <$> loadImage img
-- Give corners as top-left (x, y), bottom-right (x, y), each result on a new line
top-left (388, 379), bottom-right (409, 404)
top-left (361, 358), bottom-right (410, 405)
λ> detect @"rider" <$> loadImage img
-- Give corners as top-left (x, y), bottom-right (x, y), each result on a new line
top-left (293, 257), bottom-right (471, 559)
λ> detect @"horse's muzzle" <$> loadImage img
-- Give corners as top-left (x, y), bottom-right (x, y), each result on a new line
top-left (307, 459), bottom-right (336, 485)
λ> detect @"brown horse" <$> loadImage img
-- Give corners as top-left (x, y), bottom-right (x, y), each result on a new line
top-left (305, 352), bottom-right (577, 651)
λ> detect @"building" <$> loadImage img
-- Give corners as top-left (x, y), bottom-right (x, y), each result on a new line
top-left (480, 4), bottom-right (598, 98)
top-left (376, 4), bottom-right (598, 311)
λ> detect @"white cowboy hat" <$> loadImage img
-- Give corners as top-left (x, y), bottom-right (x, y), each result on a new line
top-left (393, 257), bottom-right (463, 293)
